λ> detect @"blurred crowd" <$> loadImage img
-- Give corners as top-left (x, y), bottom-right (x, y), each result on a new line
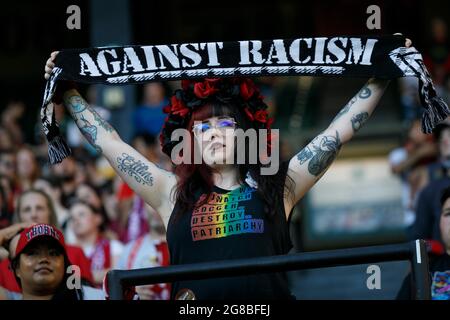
top-left (389, 17), bottom-right (450, 247)
top-left (0, 82), bottom-right (177, 300)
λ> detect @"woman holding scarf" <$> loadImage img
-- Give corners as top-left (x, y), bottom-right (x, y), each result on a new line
top-left (43, 37), bottom-right (412, 299)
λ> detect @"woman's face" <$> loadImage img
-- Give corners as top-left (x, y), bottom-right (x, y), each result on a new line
top-left (17, 149), bottom-right (36, 179)
top-left (69, 203), bottom-right (100, 238)
top-left (76, 185), bottom-right (102, 209)
top-left (441, 198), bottom-right (450, 250)
top-left (14, 239), bottom-right (65, 296)
top-left (19, 192), bottom-right (51, 224)
top-left (192, 116), bottom-right (237, 167)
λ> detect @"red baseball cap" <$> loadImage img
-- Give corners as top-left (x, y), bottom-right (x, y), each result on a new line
top-left (15, 224), bottom-right (66, 257)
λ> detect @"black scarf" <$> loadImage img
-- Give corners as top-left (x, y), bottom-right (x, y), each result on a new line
top-left (41, 34), bottom-right (449, 164)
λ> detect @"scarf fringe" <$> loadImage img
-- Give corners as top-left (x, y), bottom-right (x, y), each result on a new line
top-left (48, 135), bottom-right (71, 164)
top-left (421, 95), bottom-right (450, 134)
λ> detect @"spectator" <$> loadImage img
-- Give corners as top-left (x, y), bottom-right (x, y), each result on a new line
top-left (0, 190), bottom-right (93, 293)
top-left (424, 17), bottom-right (450, 96)
top-left (398, 186), bottom-right (450, 299)
top-left (16, 146), bottom-right (40, 192)
top-left (133, 82), bottom-right (169, 136)
top-left (0, 223), bottom-right (103, 300)
top-left (116, 232), bottom-right (170, 300)
top-left (0, 149), bottom-right (16, 182)
top-left (33, 177), bottom-right (69, 229)
top-left (409, 119), bottom-right (450, 241)
top-left (1, 101), bottom-right (25, 147)
top-left (69, 200), bottom-right (124, 287)
top-left (0, 176), bottom-right (14, 228)
top-left (0, 128), bottom-right (14, 150)
top-left (389, 119), bottom-right (438, 226)
top-left (50, 156), bottom-right (78, 208)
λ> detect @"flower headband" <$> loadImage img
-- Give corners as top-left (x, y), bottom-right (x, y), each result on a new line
top-left (159, 77), bottom-right (274, 157)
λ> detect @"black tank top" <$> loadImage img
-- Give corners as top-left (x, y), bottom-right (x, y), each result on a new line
top-left (166, 166), bottom-right (293, 300)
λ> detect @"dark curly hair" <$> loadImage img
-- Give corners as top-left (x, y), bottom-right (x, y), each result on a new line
top-left (161, 77), bottom-right (295, 220)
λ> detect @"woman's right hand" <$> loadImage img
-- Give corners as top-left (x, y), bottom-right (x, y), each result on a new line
top-left (0, 222), bottom-right (35, 249)
top-left (44, 51), bottom-right (59, 80)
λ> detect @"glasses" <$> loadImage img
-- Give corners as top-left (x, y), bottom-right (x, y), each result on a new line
top-left (192, 118), bottom-right (237, 137)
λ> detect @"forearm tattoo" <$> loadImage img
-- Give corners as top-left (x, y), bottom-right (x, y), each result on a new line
top-left (332, 96), bottom-right (357, 123)
top-left (79, 116), bottom-right (102, 153)
top-left (117, 153), bottom-right (154, 186)
top-left (65, 94), bottom-right (116, 153)
top-left (351, 112), bottom-right (369, 132)
top-left (358, 85), bottom-right (372, 99)
top-left (296, 131), bottom-right (342, 176)
top-left (92, 108), bottom-right (114, 133)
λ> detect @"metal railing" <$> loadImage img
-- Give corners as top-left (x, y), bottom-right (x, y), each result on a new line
top-left (106, 239), bottom-right (431, 300)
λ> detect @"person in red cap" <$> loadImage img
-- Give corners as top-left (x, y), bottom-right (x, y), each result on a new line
top-left (0, 189), bottom-right (93, 294)
top-left (4, 223), bottom-right (84, 300)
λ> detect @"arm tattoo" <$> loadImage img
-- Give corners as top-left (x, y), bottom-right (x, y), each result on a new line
top-left (332, 96), bottom-right (357, 123)
top-left (79, 116), bottom-right (102, 153)
top-left (65, 94), bottom-right (116, 153)
top-left (358, 86), bottom-right (371, 99)
top-left (296, 146), bottom-right (314, 165)
top-left (297, 131), bottom-right (341, 176)
top-left (68, 95), bottom-right (87, 113)
top-left (117, 153), bottom-right (154, 186)
top-left (351, 112), bottom-right (369, 132)
top-left (92, 108), bottom-right (114, 133)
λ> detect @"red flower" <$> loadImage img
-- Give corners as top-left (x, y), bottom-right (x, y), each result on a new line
top-left (181, 80), bottom-right (195, 90)
top-left (240, 79), bottom-right (258, 100)
top-left (163, 105), bottom-right (171, 114)
top-left (173, 108), bottom-right (190, 117)
top-left (205, 78), bottom-right (221, 84)
top-left (244, 107), bottom-right (254, 121)
top-left (193, 81), bottom-right (219, 99)
top-left (254, 110), bottom-right (268, 123)
top-left (170, 96), bottom-right (190, 117)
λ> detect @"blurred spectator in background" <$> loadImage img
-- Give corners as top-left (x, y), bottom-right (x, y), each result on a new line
top-left (409, 119), bottom-right (450, 242)
top-left (398, 77), bottom-right (422, 123)
top-left (0, 183), bottom-right (11, 229)
top-left (133, 82), bottom-right (169, 136)
top-left (116, 208), bottom-right (170, 300)
top-left (0, 175), bottom-right (15, 228)
top-left (398, 186), bottom-right (450, 300)
top-left (0, 149), bottom-right (16, 183)
top-left (424, 17), bottom-right (450, 99)
top-left (1, 101), bottom-right (25, 148)
top-left (50, 156), bottom-right (78, 209)
top-left (389, 119), bottom-right (438, 226)
top-left (16, 146), bottom-right (40, 192)
top-left (74, 182), bottom-right (117, 241)
top-left (0, 128), bottom-right (14, 150)
top-left (32, 177), bottom-right (70, 230)
top-left (68, 200), bottom-right (123, 287)
top-left (0, 190), bottom-right (93, 293)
